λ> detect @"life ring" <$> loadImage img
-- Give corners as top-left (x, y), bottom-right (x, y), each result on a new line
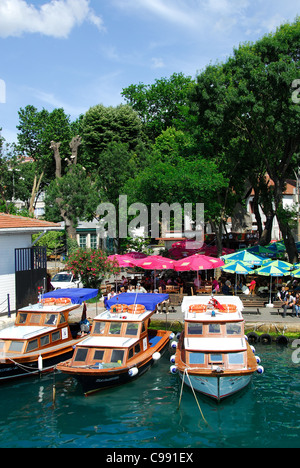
top-left (110, 304), bottom-right (129, 313)
top-left (128, 304), bottom-right (145, 314)
top-left (55, 298), bottom-right (71, 305)
top-left (189, 305), bottom-right (206, 313)
top-left (42, 298), bottom-right (56, 306)
top-left (221, 305), bottom-right (237, 313)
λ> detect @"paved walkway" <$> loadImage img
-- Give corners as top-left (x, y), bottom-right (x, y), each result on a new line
top-left (1, 300), bottom-right (299, 333)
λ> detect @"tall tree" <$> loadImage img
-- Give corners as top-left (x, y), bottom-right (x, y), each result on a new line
top-left (122, 72), bottom-right (195, 140)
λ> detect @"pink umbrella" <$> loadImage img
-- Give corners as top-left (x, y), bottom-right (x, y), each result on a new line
top-left (134, 255), bottom-right (175, 270)
top-left (107, 254), bottom-right (137, 268)
top-left (125, 252), bottom-right (147, 259)
top-left (174, 254), bottom-right (224, 271)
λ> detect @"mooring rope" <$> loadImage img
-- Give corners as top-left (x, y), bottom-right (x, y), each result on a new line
top-left (178, 367), bottom-right (208, 425)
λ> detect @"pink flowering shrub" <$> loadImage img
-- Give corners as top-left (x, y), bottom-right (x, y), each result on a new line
top-left (65, 248), bottom-right (120, 289)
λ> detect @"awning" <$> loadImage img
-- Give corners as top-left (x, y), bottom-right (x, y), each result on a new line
top-left (107, 293), bottom-right (169, 311)
top-left (43, 288), bottom-right (98, 305)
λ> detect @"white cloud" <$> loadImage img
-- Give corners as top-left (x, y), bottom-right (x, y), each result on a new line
top-left (151, 57), bottom-right (165, 69)
top-left (0, 0), bottom-right (104, 38)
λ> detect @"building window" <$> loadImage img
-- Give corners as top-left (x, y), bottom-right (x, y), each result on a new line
top-left (79, 234), bottom-right (87, 248)
top-left (91, 234), bottom-right (97, 249)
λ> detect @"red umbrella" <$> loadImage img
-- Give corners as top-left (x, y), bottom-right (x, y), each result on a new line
top-left (174, 254), bottom-right (224, 271)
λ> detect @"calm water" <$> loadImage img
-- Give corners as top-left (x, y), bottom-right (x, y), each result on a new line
top-left (0, 343), bottom-right (299, 449)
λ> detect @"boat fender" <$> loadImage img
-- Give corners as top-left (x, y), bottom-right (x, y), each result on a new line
top-left (171, 341), bottom-right (178, 349)
top-left (169, 332), bottom-right (175, 340)
top-left (170, 355), bottom-right (176, 364)
top-left (257, 366), bottom-right (264, 374)
top-left (38, 355), bottom-right (43, 371)
top-left (128, 367), bottom-right (139, 377)
top-left (250, 345), bottom-right (256, 354)
top-left (260, 334), bottom-right (272, 345)
top-left (170, 365), bottom-right (178, 374)
top-left (276, 335), bottom-right (289, 345)
top-left (255, 356), bottom-right (261, 364)
top-left (152, 352), bottom-right (161, 361)
top-left (247, 332), bottom-right (259, 344)
top-left (176, 332), bottom-right (181, 340)
top-left (244, 335), bottom-right (248, 341)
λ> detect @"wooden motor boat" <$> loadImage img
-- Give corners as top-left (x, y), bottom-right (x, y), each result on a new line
top-left (0, 289), bottom-right (98, 383)
top-left (57, 301), bottom-right (173, 396)
top-left (171, 296), bottom-right (264, 402)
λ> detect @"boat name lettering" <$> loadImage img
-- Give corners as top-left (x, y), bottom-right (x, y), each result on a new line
top-left (96, 376), bottom-right (119, 383)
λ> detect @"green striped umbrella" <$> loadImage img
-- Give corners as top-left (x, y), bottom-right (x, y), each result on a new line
top-left (221, 261), bottom-right (254, 294)
top-left (221, 250), bottom-right (264, 265)
top-left (255, 264), bottom-right (290, 305)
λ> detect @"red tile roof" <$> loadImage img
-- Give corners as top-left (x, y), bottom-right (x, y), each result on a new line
top-left (0, 213), bottom-right (61, 230)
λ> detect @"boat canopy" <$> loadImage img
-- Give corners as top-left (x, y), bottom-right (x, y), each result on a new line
top-left (42, 288), bottom-right (98, 305)
top-left (107, 293), bottom-right (169, 311)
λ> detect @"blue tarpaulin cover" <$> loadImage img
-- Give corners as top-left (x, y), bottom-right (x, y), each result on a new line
top-left (43, 288), bottom-right (98, 305)
top-left (106, 293), bottom-right (169, 311)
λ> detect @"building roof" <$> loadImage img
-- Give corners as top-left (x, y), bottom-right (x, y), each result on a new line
top-left (0, 213), bottom-right (62, 234)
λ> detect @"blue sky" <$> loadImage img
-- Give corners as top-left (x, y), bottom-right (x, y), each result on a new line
top-left (0, 0), bottom-right (299, 144)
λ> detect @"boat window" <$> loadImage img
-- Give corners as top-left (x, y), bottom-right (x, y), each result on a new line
top-left (29, 314), bottom-right (41, 325)
top-left (40, 335), bottom-right (50, 347)
top-left (141, 322), bottom-right (146, 334)
top-left (52, 330), bottom-right (60, 342)
top-left (209, 354), bottom-right (223, 363)
top-left (93, 350), bottom-right (104, 361)
top-left (226, 324), bottom-right (242, 335)
top-left (128, 348), bottom-right (134, 360)
top-left (135, 343), bottom-right (141, 355)
top-left (27, 339), bottom-right (39, 352)
top-left (17, 313), bottom-right (27, 324)
top-left (208, 323), bottom-right (221, 334)
top-left (59, 313), bottom-right (66, 324)
top-left (45, 314), bottom-right (57, 326)
top-left (93, 321), bottom-right (106, 335)
top-left (111, 349), bottom-right (124, 364)
top-left (74, 348), bottom-right (88, 362)
top-left (125, 323), bottom-right (139, 336)
top-left (187, 323), bottom-right (203, 335)
top-left (9, 341), bottom-right (24, 353)
top-left (228, 352), bottom-right (245, 365)
top-left (109, 322), bottom-right (122, 335)
top-left (189, 352), bottom-right (205, 365)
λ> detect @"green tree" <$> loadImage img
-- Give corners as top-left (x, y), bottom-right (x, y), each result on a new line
top-left (81, 104), bottom-right (143, 173)
top-left (122, 72), bottom-right (195, 140)
top-left (191, 18), bottom-right (300, 261)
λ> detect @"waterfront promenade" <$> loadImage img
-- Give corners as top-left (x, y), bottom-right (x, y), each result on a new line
top-left (1, 297), bottom-right (299, 335)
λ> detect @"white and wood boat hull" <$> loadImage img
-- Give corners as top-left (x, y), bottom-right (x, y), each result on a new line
top-left (178, 371), bottom-right (252, 401)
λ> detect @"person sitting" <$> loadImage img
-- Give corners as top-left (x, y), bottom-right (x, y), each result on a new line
top-left (212, 278), bottom-right (220, 294)
top-left (283, 292), bottom-right (295, 318)
top-left (136, 283), bottom-right (147, 293)
top-left (221, 283), bottom-right (231, 295)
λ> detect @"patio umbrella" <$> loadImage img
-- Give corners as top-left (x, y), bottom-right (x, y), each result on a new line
top-left (107, 254), bottom-right (137, 268)
top-left (173, 254), bottom-right (224, 272)
top-left (221, 261), bottom-right (254, 294)
top-left (221, 250), bottom-right (264, 265)
top-left (133, 255), bottom-right (175, 270)
top-left (247, 245), bottom-right (272, 257)
top-left (255, 264), bottom-right (290, 305)
top-left (290, 267), bottom-right (300, 278)
top-left (261, 259), bottom-right (294, 270)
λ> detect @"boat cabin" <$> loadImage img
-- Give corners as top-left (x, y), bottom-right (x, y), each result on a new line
top-left (69, 305), bottom-right (154, 369)
top-left (0, 301), bottom-right (79, 357)
top-left (181, 304), bottom-right (248, 372)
